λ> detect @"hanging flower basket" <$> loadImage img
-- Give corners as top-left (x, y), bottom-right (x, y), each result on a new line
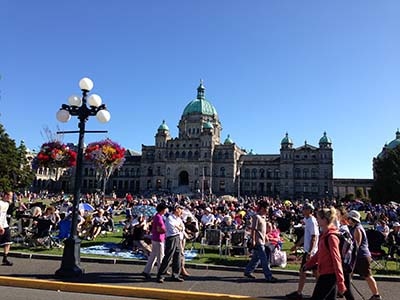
top-left (84, 139), bottom-right (126, 176)
top-left (36, 141), bottom-right (77, 169)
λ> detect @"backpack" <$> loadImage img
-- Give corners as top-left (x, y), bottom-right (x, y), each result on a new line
top-left (325, 230), bottom-right (358, 273)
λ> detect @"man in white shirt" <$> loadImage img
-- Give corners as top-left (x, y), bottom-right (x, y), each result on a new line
top-left (286, 203), bottom-right (319, 300)
top-left (201, 207), bottom-right (215, 228)
top-left (0, 191), bottom-right (13, 266)
top-left (157, 205), bottom-right (185, 283)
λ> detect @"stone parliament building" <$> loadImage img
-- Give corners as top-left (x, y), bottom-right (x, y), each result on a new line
top-left (31, 82), bottom-right (341, 200)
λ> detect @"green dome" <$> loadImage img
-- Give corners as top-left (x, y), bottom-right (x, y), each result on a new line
top-left (158, 120), bottom-right (169, 131)
top-left (319, 131), bottom-right (332, 144)
top-left (182, 81), bottom-right (218, 116)
top-left (203, 121), bottom-right (214, 129)
top-left (247, 149), bottom-right (255, 155)
top-left (281, 132), bottom-right (293, 144)
top-left (387, 129), bottom-right (400, 149)
top-left (224, 134), bottom-right (234, 145)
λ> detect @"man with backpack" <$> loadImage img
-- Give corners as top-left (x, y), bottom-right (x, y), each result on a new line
top-left (336, 207), bottom-right (357, 300)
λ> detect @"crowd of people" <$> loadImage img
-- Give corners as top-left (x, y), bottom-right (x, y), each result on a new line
top-left (1, 190), bottom-right (399, 300)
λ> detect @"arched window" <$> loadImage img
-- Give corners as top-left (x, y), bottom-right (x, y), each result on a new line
top-left (188, 151), bottom-right (193, 159)
top-left (275, 169), bottom-right (280, 179)
top-left (194, 151), bottom-right (199, 158)
top-left (130, 168), bottom-right (135, 176)
top-left (125, 169), bottom-right (129, 177)
top-left (252, 168), bottom-right (257, 179)
top-left (175, 151), bottom-right (180, 158)
top-left (244, 168), bottom-right (250, 179)
top-left (217, 152), bottom-right (222, 160)
top-left (220, 167), bottom-right (225, 177)
top-left (147, 167), bottom-right (153, 176)
top-left (167, 167), bottom-right (170, 175)
top-left (267, 169), bottom-right (272, 179)
top-left (181, 151), bottom-right (186, 158)
top-left (295, 168), bottom-right (301, 178)
top-left (169, 151), bottom-right (173, 158)
top-left (259, 169), bottom-right (265, 178)
top-left (303, 169), bottom-right (309, 179)
top-left (224, 152), bottom-right (229, 159)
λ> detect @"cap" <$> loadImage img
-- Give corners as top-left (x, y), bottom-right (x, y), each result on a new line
top-left (392, 222), bottom-right (400, 227)
top-left (302, 203), bottom-right (314, 211)
top-left (205, 207), bottom-right (212, 213)
top-left (348, 210), bottom-right (361, 223)
top-left (173, 204), bottom-right (184, 211)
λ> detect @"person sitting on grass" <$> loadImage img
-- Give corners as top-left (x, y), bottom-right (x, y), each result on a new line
top-left (89, 209), bottom-right (108, 240)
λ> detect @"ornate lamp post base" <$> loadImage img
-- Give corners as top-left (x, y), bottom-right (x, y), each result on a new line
top-left (55, 237), bottom-right (84, 278)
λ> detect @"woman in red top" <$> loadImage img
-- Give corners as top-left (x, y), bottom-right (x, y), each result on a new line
top-left (304, 207), bottom-right (346, 300)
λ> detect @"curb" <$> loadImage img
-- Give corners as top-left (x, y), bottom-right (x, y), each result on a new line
top-left (8, 251), bottom-right (400, 282)
top-left (0, 276), bottom-right (257, 300)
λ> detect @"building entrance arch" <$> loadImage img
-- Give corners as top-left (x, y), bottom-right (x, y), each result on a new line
top-left (178, 171), bottom-right (189, 186)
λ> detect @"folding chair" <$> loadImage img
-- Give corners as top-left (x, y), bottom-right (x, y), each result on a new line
top-left (200, 229), bottom-right (223, 255)
top-left (366, 229), bottom-right (387, 270)
top-left (225, 230), bottom-right (248, 256)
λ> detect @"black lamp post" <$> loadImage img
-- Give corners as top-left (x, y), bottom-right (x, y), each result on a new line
top-left (55, 77), bottom-right (110, 277)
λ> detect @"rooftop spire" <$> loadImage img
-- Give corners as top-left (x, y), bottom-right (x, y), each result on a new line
top-left (197, 79), bottom-right (205, 100)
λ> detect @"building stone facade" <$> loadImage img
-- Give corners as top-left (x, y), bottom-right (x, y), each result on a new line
top-left (31, 82), bottom-right (335, 199)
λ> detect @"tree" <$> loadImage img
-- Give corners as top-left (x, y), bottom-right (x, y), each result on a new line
top-left (0, 123), bottom-right (34, 192)
top-left (355, 187), bottom-right (365, 200)
top-left (16, 140), bottom-right (35, 190)
top-left (371, 147), bottom-right (400, 204)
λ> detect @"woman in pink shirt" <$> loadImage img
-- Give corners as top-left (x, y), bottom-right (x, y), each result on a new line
top-left (304, 207), bottom-right (346, 300)
top-left (142, 203), bottom-right (168, 279)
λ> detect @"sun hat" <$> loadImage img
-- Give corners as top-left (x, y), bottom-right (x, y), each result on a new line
top-left (348, 210), bottom-right (361, 223)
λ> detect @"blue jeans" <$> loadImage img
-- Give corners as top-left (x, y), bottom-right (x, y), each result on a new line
top-left (245, 244), bottom-right (272, 279)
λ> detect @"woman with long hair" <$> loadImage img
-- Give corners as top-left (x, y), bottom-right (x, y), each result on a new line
top-left (304, 207), bottom-right (346, 300)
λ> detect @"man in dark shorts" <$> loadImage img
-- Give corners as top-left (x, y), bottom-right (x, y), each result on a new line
top-left (286, 203), bottom-right (319, 300)
top-left (0, 191), bottom-right (13, 266)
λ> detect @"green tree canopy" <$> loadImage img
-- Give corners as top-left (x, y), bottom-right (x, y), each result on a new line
top-left (0, 123), bottom-right (34, 192)
top-left (371, 147), bottom-right (400, 204)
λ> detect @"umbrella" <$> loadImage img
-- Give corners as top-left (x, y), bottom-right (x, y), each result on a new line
top-left (220, 195), bottom-right (237, 203)
top-left (132, 205), bottom-right (157, 218)
top-left (79, 203), bottom-right (95, 212)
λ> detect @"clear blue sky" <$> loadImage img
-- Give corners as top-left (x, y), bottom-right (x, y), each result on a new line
top-left (1, 1), bottom-right (399, 179)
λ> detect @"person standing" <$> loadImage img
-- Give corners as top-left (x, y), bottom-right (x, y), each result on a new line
top-left (286, 203), bottom-right (319, 299)
top-left (348, 210), bottom-right (382, 300)
top-left (142, 203), bottom-right (168, 279)
top-left (0, 191), bottom-right (13, 266)
top-left (243, 201), bottom-right (278, 282)
top-left (156, 205), bottom-right (185, 283)
top-left (304, 208), bottom-right (346, 300)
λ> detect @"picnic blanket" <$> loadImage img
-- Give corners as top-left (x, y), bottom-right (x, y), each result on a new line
top-left (81, 242), bottom-right (198, 261)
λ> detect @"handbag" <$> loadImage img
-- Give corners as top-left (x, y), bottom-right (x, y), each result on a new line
top-left (270, 248), bottom-right (287, 268)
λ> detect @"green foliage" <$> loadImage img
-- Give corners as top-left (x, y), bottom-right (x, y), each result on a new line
top-left (371, 147), bottom-right (400, 204)
top-left (343, 193), bottom-right (355, 202)
top-left (0, 123), bottom-right (34, 192)
top-left (355, 187), bottom-right (365, 199)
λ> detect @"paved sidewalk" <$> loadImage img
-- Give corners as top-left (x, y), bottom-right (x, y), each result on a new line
top-left (0, 254), bottom-right (399, 300)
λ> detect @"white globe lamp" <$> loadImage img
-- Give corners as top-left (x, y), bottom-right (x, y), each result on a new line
top-left (87, 94), bottom-right (102, 107)
top-left (96, 109), bottom-right (111, 123)
top-left (56, 109), bottom-right (71, 123)
top-left (68, 95), bottom-right (82, 107)
top-left (79, 77), bottom-right (94, 91)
